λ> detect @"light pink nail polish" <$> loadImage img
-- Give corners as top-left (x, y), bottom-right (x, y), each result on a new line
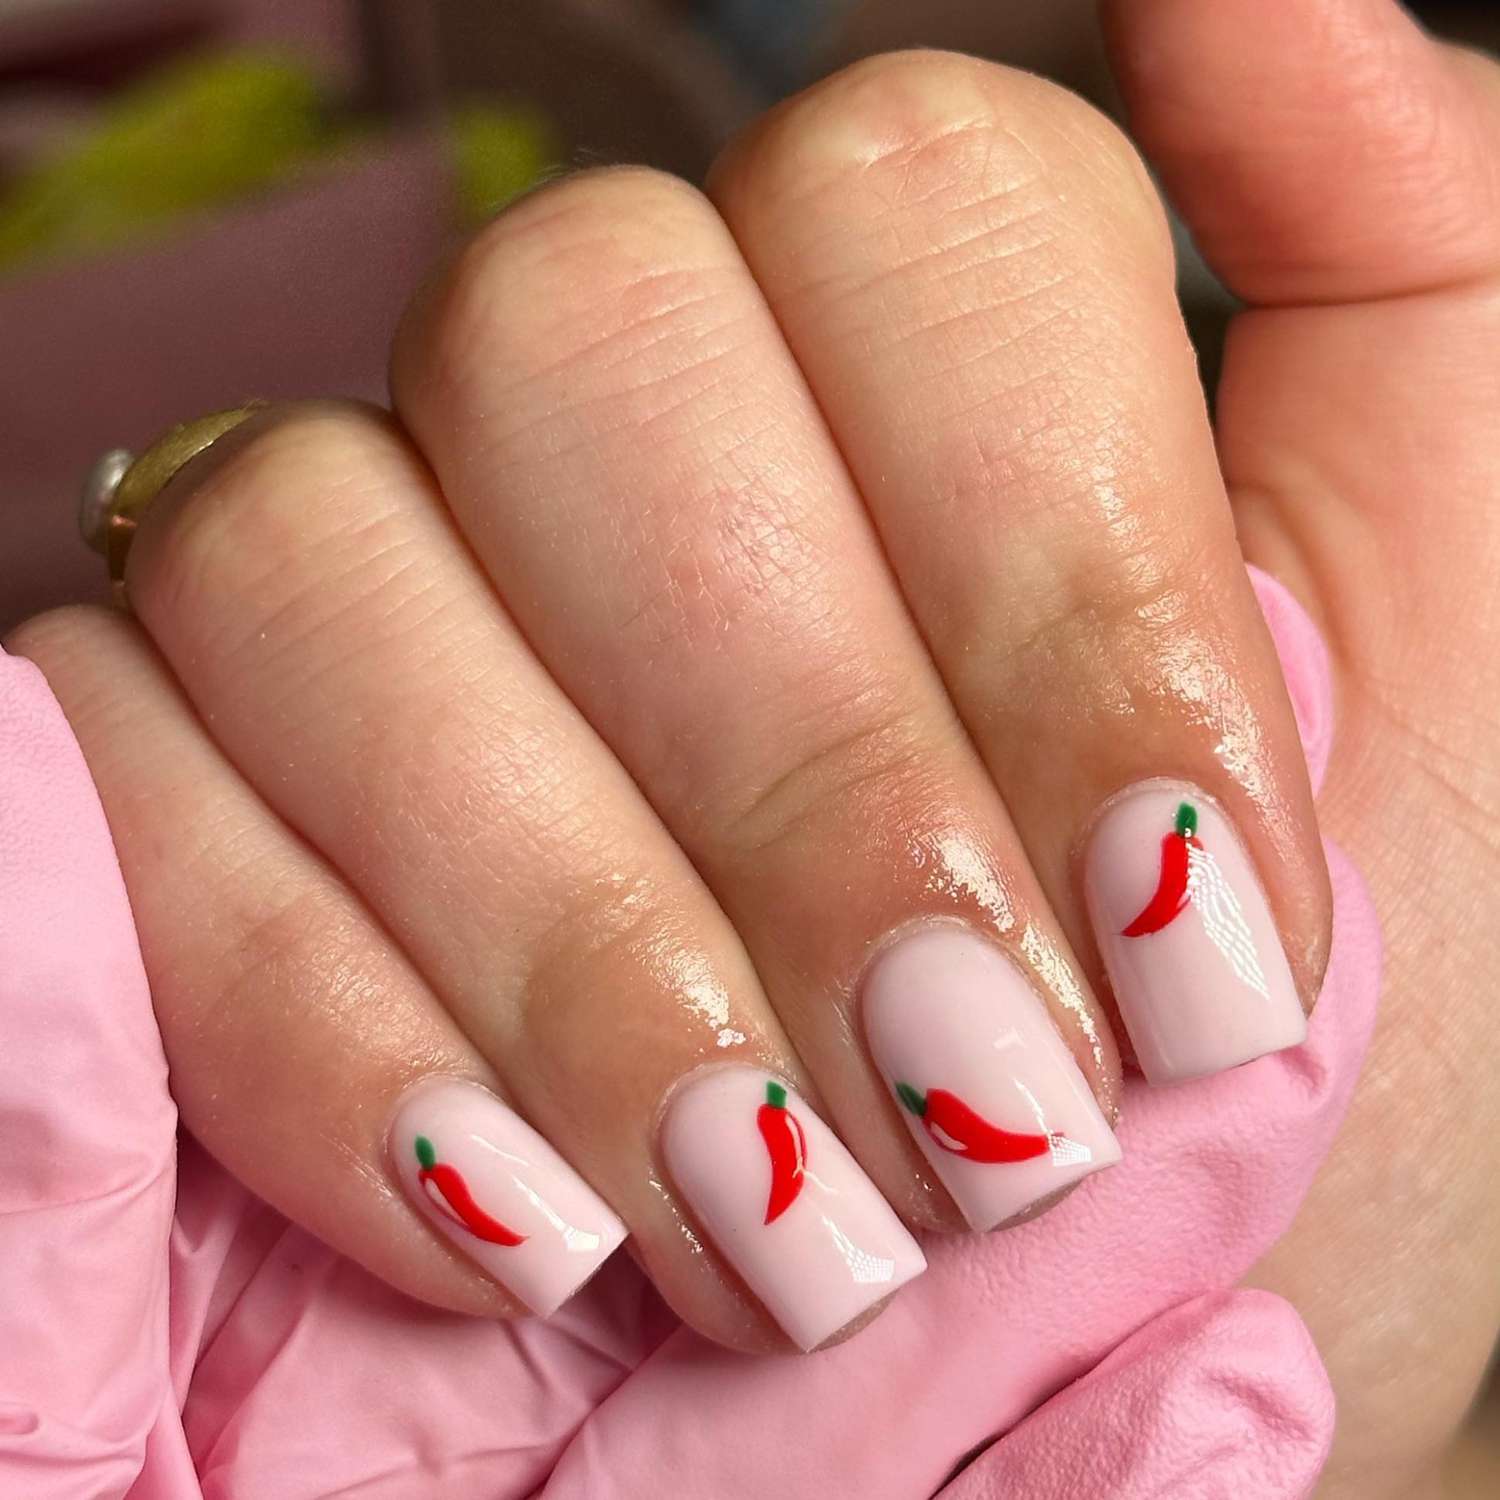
top-left (389, 1078), bottom-right (627, 1317)
top-left (661, 1066), bottom-right (925, 1351)
top-left (1085, 781), bottom-right (1307, 1084)
top-left (862, 924), bottom-right (1120, 1231)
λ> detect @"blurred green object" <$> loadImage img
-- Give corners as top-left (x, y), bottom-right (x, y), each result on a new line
top-left (0, 54), bottom-right (335, 269)
top-left (445, 103), bottom-right (559, 224)
top-left (0, 51), bottom-right (560, 272)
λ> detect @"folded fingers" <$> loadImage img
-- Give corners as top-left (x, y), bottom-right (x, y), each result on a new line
top-left (80, 403), bottom-right (925, 1352)
top-left (9, 47), bottom-right (1335, 1360)
top-left (390, 164), bottom-right (1122, 1237)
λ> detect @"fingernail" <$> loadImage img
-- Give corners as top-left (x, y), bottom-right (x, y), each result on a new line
top-left (1084, 781), bottom-right (1307, 1084)
top-left (389, 1078), bottom-right (627, 1316)
top-left (862, 924), bottom-right (1120, 1231)
top-left (661, 1066), bottom-right (926, 1350)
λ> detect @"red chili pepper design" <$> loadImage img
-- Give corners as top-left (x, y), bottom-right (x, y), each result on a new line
top-left (415, 1135), bottom-right (527, 1246)
top-left (757, 1080), bottom-right (808, 1224)
top-left (1121, 801), bottom-right (1202, 937)
top-left (895, 1084), bottom-right (1052, 1164)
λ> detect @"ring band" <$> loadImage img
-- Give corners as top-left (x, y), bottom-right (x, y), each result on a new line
top-left (80, 403), bottom-right (266, 596)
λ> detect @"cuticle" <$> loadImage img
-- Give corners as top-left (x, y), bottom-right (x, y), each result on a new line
top-left (853, 914), bottom-right (1078, 1038)
top-left (381, 1072), bottom-right (509, 1162)
top-left (648, 1057), bottom-right (801, 1145)
top-left (1072, 774), bottom-right (1234, 869)
top-left (855, 914), bottom-right (1124, 1130)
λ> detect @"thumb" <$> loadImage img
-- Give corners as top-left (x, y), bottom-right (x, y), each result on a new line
top-left (937, 1289), bottom-right (1335, 1500)
top-left (1102, 0), bottom-right (1500, 303)
top-left (0, 648), bottom-right (178, 1498)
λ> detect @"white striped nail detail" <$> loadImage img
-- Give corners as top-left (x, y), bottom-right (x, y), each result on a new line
top-left (1085, 782), bottom-right (1306, 1083)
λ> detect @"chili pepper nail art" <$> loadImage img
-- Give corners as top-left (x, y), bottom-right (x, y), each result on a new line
top-left (1086, 781), bottom-right (1306, 1084)
top-left (756, 1080), bottom-right (808, 1223)
top-left (390, 1079), bottom-right (627, 1317)
top-left (864, 925), bottom-right (1120, 1231)
top-left (893, 1083), bottom-right (1091, 1166)
top-left (1122, 801), bottom-right (1202, 936)
top-left (662, 1067), bottom-right (925, 1350)
top-left (414, 1134), bottom-right (526, 1245)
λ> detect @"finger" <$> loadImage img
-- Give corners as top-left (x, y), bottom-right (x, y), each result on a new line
top-left (0, 647), bottom-right (175, 1498)
top-left (5, 607), bottom-right (630, 1322)
top-left (390, 164), bottom-right (1123, 1238)
top-left (1100, 0), bottom-right (1500, 305)
top-left (707, 51), bottom-right (1329, 1082)
top-left (118, 404), bottom-right (922, 1352)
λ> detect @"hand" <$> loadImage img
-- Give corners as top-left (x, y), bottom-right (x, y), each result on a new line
top-left (8, 55), bottom-right (1327, 1350)
top-left (6, 0), bottom-right (1497, 1464)
top-left (0, 609), bottom-right (1352, 1500)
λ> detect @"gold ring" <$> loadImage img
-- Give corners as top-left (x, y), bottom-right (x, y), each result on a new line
top-left (79, 404), bottom-right (266, 598)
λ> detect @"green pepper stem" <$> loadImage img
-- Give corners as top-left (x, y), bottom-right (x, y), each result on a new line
top-left (1175, 802), bottom-right (1198, 838)
top-left (414, 1135), bottom-right (437, 1170)
top-left (895, 1082), bottom-right (927, 1117)
top-left (765, 1080), bottom-right (787, 1110)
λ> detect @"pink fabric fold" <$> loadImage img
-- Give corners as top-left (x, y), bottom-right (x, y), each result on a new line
top-left (936, 1290), bottom-right (1335, 1500)
top-left (0, 655), bottom-right (177, 1498)
top-left (0, 566), bottom-right (1378, 1499)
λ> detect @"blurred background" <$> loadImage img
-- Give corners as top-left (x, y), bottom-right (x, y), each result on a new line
top-left (0, 0), bottom-right (1497, 1487)
top-left (1, 0), bottom-right (1497, 631)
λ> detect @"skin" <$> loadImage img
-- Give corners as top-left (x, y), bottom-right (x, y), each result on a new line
top-left (5, 1), bottom-right (1498, 1491)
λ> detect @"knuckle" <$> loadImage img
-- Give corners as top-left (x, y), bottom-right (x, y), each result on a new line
top-left (159, 401), bottom-right (394, 554)
top-left (521, 870), bottom-right (674, 1033)
top-left (3, 602), bottom-right (126, 672)
top-left (974, 538), bottom-right (1234, 724)
top-left (716, 686), bottom-right (951, 864)
top-left (412, 164), bottom-right (743, 406)
top-left (607, 467), bottom-right (835, 675)
top-left (473, 162), bottom-right (711, 269)
top-left (925, 341), bottom-right (1160, 544)
top-left (716, 47), bottom-right (1165, 258)
top-left (514, 865), bottom-right (753, 1102)
top-left (372, 705), bottom-right (585, 890)
top-left (2, 606), bottom-right (159, 789)
top-left (136, 401), bottom-right (413, 631)
top-left (204, 881), bottom-right (374, 1074)
top-left (218, 865), bottom-right (333, 998)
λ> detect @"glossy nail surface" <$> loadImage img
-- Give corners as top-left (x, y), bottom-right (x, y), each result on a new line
top-left (862, 924), bottom-right (1120, 1230)
top-left (661, 1066), bottom-right (925, 1350)
top-left (1085, 781), bottom-right (1306, 1084)
top-left (390, 1078), bottom-right (627, 1316)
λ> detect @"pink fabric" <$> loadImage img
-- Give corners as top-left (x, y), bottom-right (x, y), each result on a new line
top-left (936, 1291), bottom-right (1335, 1500)
top-left (0, 565), bottom-right (1377, 1498)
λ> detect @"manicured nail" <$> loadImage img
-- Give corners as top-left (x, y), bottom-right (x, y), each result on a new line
top-left (661, 1066), bottom-right (926, 1350)
top-left (389, 1078), bottom-right (627, 1317)
top-left (1084, 781), bottom-right (1306, 1084)
top-left (862, 924), bottom-right (1120, 1231)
